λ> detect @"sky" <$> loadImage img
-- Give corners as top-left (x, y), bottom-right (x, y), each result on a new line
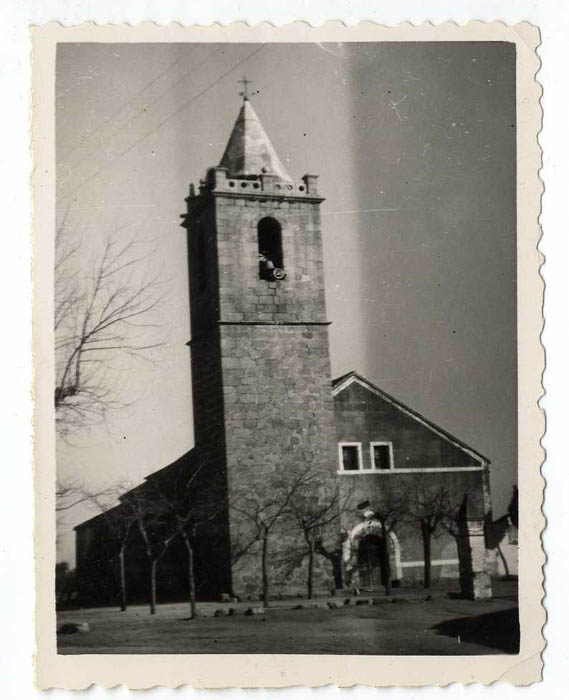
top-left (56, 41), bottom-right (517, 565)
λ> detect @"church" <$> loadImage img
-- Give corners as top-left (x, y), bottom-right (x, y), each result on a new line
top-left (75, 93), bottom-right (494, 606)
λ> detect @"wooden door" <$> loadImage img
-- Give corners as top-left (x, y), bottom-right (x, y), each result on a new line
top-left (358, 534), bottom-right (384, 588)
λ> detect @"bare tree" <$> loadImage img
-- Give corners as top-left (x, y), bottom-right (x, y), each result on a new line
top-left (314, 533), bottom-right (347, 592)
top-left (56, 477), bottom-right (122, 513)
top-left (231, 464), bottom-right (315, 608)
top-left (370, 489), bottom-right (408, 596)
top-left (123, 486), bottom-right (179, 616)
top-left (288, 477), bottom-right (353, 599)
top-left (145, 464), bottom-right (221, 619)
top-left (56, 478), bottom-right (134, 610)
top-left (407, 477), bottom-right (453, 589)
top-left (85, 485), bottom-right (137, 612)
top-left (437, 491), bottom-right (484, 591)
top-left (439, 497), bottom-right (461, 544)
top-left (54, 220), bottom-right (163, 435)
top-left (107, 507), bottom-right (136, 612)
top-left (123, 464), bottom-right (215, 616)
top-left (55, 222), bottom-right (164, 610)
top-left (55, 478), bottom-right (99, 513)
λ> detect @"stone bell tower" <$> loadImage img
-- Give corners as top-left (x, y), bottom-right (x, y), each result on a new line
top-left (182, 92), bottom-right (337, 598)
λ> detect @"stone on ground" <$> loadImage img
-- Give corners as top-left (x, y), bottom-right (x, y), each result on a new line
top-left (221, 593), bottom-right (238, 603)
top-left (57, 622), bottom-right (90, 634)
top-left (244, 607), bottom-right (264, 616)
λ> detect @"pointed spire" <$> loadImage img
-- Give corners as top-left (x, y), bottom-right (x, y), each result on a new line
top-left (219, 99), bottom-right (291, 181)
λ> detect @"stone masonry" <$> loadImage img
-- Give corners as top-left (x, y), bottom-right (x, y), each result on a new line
top-left (183, 107), bottom-right (339, 598)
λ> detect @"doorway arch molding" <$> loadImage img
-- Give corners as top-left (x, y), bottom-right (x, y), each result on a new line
top-left (344, 520), bottom-right (403, 581)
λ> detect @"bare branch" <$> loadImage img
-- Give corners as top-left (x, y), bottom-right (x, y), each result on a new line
top-left (55, 478), bottom-right (119, 513)
top-left (54, 221), bottom-right (165, 435)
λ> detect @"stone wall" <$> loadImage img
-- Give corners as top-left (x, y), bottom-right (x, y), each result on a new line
top-left (221, 323), bottom-right (338, 598)
top-left (185, 192), bottom-right (233, 599)
top-left (334, 378), bottom-right (492, 590)
top-left (335, 379), bottom-right (483, 469)
top-left (338, 470), bottom-right (489, 588)
top-left (184, 183), bottom-right (339, 600)
top-left (214, 193), bottom-right (327, 324)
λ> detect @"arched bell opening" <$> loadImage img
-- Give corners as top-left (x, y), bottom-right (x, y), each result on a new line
top-left (257, 217), bottom-right (285, 280)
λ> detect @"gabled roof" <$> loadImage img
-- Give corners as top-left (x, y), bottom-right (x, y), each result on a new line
top-left (74, 450), bottom-right (196, 532)
top-left (143, 448), bottom-right (195, 482)
top-left (219, 99), bottom-right (291, 181)
top-left (74, 503), bottom-right (123, 531)
top-left (332, 370), bottom-right (490, 466)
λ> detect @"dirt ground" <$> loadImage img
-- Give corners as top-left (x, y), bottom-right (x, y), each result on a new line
top-left (57, 580), bottom-right (518, 655)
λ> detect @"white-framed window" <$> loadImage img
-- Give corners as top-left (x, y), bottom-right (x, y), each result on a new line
top-left (338, 442), bottom-right (363, 472)
top-left (370, 441), bottom-right (394, 471)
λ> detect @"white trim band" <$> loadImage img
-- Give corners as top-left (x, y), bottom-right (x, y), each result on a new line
top-left (337, 466), bottom-right (485, 475)
top-left (400, 559), bottom-right (459, 568)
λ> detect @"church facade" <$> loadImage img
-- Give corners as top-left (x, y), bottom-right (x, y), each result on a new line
top-left (75, 96), bottom-right (493, 606)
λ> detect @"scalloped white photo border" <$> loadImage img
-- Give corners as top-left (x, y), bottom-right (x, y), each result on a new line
top-left (31, 20), bottom-right (544, 689)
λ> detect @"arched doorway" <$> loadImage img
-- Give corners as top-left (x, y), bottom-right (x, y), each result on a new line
top-left (344, 520), bottom-right (403, 587)
top-left (358, 534), bottom-right (386, 588)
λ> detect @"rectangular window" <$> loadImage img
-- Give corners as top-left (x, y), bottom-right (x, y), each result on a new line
top-left (371, 442), bottom-right (394, 470)
top-left (339, 443), bottom-right (362, 471)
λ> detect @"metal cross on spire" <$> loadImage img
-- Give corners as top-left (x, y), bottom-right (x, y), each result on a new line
top-left (238, 75), bottom-right (253, 101)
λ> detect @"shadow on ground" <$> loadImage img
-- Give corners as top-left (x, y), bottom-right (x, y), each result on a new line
top-left (57, 579), bottom-right (520, 655)
top-left (433, 607), bottom-right (520, 653)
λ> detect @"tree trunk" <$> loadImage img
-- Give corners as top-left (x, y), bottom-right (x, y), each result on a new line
top-left (381, 523), bottom-right (392, 596)
top-left (182, 532), bottom-right (197, 619)
top-left (337, 549), bottom-right (346, 590)
top-left (118, 546), bottom-right (127, 612)
top-left (150, 559), bottom-right (158, 615)
top-left (496, 543), bottom-right (510, 577)
top-left (314, 539), bottom-right (344, 590)
top-left (261, 529), bottom-right (269, 608)
top-left (307, 538), bottom-right (315, 600)
top-left (450, 532), bottom-right (460, 558)
top-left (422, 522), bottom-right (432, 589)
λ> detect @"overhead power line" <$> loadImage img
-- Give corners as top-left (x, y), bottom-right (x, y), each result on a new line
top-left (64, 48), bottom-right (223, 173)
top-left (63, 46), bottom-right (221, 175)
top-left (60, 44), bottom-right (265, 203)
top-left (61, 46), bottom-right (198, 162)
